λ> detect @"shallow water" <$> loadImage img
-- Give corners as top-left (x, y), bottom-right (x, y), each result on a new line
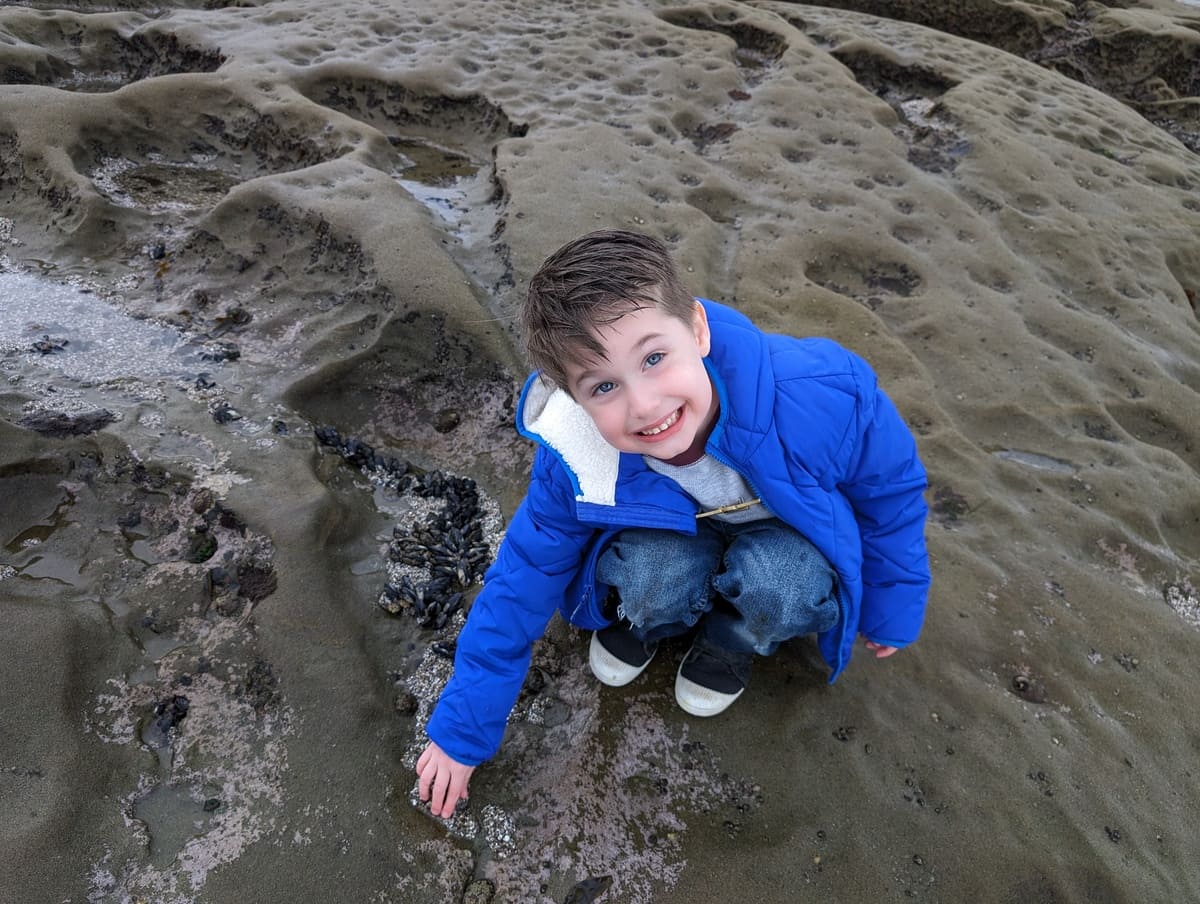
top-left (392, 137), bottom-right (483, 228)
top-left (0, 270), bottom-right (191, 384)
top-left (991, 449), bottom-right (1078, 474)
top-left (133, 783), bottom-right (217, 869)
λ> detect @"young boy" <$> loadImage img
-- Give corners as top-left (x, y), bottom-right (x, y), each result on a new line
top-left (417, 230), bottom-right (930, 818)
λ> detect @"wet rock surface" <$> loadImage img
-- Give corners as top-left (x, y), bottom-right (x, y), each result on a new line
top-left (18, 407), bottom-right (114, 436)
top-left (1, 1), bottom-right (1198, 903)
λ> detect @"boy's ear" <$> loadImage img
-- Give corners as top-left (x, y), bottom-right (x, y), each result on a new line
top-left (691, 300), bottom-right (711, 356)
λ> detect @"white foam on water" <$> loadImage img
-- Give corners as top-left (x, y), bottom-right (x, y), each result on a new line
top-left (0, 271), bottom-right (192, 384)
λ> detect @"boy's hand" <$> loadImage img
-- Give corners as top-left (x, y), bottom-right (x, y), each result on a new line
top-left (864, 640), bottom-right (899, 659)
top-left (416, 741), bottom-right (475, 818)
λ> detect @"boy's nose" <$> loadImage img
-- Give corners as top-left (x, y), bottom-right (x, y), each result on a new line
top-left (626, 381), bottom-right (659, 423)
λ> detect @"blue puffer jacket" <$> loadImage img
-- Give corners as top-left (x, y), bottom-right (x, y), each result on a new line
top-left (426, 299), bottom-right (931, 765)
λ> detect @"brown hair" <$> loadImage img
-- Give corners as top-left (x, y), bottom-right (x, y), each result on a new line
top-left (522, 230), bottom-right (695, 392)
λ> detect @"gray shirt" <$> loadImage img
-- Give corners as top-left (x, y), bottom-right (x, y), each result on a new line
top-left (643, 454), bottom-right (770, 523)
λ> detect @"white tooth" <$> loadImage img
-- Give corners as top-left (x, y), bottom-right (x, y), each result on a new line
top-left (640, 409), bottom-right (678, 435)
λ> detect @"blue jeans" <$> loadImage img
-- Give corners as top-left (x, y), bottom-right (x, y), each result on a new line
top-left (595, 518), bottom-right (840, 656)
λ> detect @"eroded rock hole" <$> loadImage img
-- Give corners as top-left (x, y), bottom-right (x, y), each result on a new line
top-left (807, 257), bottom-right (923, 305)
top-left (778, 0), bottom-right (1046, 54)
top-left (77, 102), bottom-right (347, 217)
top-left (833, 49), bottom-right (969, 172)
top-left (0, 16), bottom-right (224, 92)
top-left (91, 158), bottom-right (239, 211)
top-left (658, 11), bottom-right (786, 85)
top-left (389, 137), bottom-right (485, 228)
top-left (297, 76), bottom-right (524, 295)
top-left (299, 77), bottom-right (527, 151)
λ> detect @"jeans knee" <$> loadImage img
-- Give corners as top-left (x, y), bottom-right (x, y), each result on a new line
top-left (714, 574), bottom-right (839, 641)
top-left (596, 530), bottom-right (717, 630)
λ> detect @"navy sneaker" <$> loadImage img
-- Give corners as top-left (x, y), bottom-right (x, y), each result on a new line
top-left (675, 639), bottom-right (752, 717)
top-left (589, 622), bottom-right (658, 687)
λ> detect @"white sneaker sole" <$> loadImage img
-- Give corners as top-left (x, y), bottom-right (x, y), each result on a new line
top-left (674, 666), bottom-right (745, 717)
top-left (589, 632), bottom-right (655, 687)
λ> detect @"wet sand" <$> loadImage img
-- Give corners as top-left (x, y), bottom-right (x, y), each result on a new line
top-left (1, 1), bottom-right (1198, 902)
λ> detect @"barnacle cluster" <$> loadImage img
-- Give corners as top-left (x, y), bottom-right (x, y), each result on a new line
top-left (315, 426), bottom-right (497, 630)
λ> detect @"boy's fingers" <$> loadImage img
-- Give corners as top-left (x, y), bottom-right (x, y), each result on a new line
top-left (431, 769), bottom-right (452, 817)
top-left (414, 746), bottom-right (473, 817)
top-left (416, 767), bottom-right (431, 803)
top-left (446, 774), bottom-right (466, 813)
top-left (415, 752), bottom-right (432, 801)
top-left (863, 640), bottom-right (899, 658)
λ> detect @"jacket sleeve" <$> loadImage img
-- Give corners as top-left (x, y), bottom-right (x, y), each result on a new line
top-left (425, 448), bottom-right (595, 765)
top-left (837, 355), bottom-right (931, 648)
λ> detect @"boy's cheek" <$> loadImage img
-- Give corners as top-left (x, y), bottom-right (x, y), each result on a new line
top-left (588, 408), bottom-right (619, 436)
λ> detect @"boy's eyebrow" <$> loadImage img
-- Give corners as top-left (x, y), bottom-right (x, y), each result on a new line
top-left (571, 363), bottom-right (606, 392)
top-left (632, 332), bottom-right (667, 351)
top-left (570, 332), bottom-right (667, 391)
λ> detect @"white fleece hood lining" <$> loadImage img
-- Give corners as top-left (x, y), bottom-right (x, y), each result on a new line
top-left (522, 378), bottom-right (620, 506)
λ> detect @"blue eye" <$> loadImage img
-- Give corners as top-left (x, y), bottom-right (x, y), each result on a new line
top-left (593, 381), bottom-right (616, 396)
top-left (645, 351), bottom-right (664, 367)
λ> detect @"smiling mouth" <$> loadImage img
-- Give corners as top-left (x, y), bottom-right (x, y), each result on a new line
top-left (637, 408), bottom-right (680, 436)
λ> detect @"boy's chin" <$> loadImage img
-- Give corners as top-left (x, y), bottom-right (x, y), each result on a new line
top-left (638, 436), bottom-right (701, 463)
top-left (610, 423), bottom-right (700, 460)
top-left (622, 438), bottom-right (684, 458)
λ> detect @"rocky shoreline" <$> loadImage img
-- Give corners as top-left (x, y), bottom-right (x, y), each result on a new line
top-left (2, 1), bottom-right (1198, 902)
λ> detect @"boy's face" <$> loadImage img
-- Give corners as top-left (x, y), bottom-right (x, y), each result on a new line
top-left (563, 301), bottom-right (718, 463)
